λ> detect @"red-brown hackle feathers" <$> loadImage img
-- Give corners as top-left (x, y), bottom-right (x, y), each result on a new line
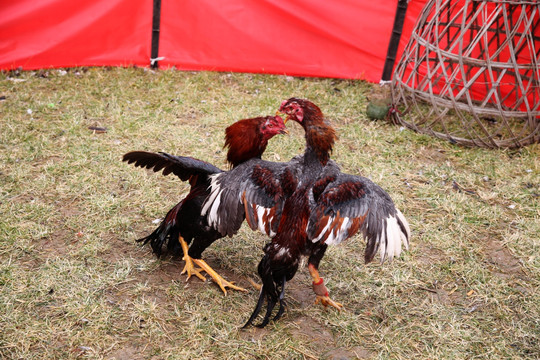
top-left (224, 116), bottom-right (286, 168)
top-left (225, 117), bottom-right (266, 168)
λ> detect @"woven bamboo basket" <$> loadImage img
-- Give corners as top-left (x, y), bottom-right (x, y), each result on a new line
top-left (392, 0), bottom-right (540, 148)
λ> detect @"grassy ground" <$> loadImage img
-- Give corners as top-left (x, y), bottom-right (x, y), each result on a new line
top-left (0, 67), bottom-right (538, 359)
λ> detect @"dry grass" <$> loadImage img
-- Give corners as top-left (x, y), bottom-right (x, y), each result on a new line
top-left (0, 67), bottom-right (538, 359)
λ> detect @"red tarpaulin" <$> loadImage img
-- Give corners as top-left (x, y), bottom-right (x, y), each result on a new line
top-left (0, 0), bottom-right (427, 82)
top-left (0, 0), bottom-right (152, 69)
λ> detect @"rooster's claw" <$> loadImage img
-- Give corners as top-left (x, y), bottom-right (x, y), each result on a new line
top-left (315, 295), bottom-right (343, 311)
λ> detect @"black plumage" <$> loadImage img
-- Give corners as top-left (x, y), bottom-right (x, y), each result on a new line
top-left (123, 116), bottom-right (287, 294)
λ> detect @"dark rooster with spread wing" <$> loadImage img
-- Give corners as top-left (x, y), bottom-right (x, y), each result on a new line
top-left (123, 115), bottom-right (287, 294)
top-left (201, 98), bottom-right (410, 327)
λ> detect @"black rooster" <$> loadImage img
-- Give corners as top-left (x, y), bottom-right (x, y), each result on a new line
top-left (123, 115), bottom-right (287, 294)
top-left (201, 99), bottom-right (410, 327)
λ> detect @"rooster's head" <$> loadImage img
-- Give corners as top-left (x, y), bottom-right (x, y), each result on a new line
top-left (279, 98), bottom-right (323, 127)
top-left (279, 98), bottom-right (336, 165)
top-left (224, 115), bottom-right (287, 168)
top-left (259, 115), bottom-right (288, 140)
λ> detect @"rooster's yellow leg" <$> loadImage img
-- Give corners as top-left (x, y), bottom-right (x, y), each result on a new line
top-left (192, 259), bottom-right (247, 295)
top-left (308, 263), bottom-right (322, 283)
top-left (308, 263), bottom-right (343, 311)
top-left (179, 236), bottom-right (206, 282)
top-left (247, 278), bottom-right (262, 291)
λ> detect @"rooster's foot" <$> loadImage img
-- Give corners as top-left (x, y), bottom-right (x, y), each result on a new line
top-left (192, 259), bottom-right (247, 295)
top-left (181, 255), bottom-right (207, 282)
top-left (314, 295), bottom-right (343, 311)
top-left (178, 235), bottom-right (207, 282)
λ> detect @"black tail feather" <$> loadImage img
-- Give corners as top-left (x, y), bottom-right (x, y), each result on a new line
top-left (243, 275), bottom-right (287, 328)
top-left (136, 202), bottom-right (183, 258)
top-left (256, 296), bottom-right (278, 328)
top-left (136, 222), bottom-right (182, 258)
top-left (243, 287), bottom-right (267, 328)
top-left (273, 275), bottom-right (287, 322)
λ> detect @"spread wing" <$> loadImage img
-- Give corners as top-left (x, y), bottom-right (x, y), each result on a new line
top-left (123, 151), bottom-right (222, 182)
top-left (307, 173), bottom-right (410, 264)
top-left (202, 157), bottom-right (302, 238)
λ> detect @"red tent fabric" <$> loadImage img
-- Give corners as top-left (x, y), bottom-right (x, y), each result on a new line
top-left (0, 0), bottom-right (427, 82)
top-left (0, 0), bottom-right (152, 69)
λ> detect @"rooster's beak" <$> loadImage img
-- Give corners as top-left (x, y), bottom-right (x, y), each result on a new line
top-left (279, 128), bottom-right (289, 135)
top-left (276, 110), bottom-right (289, 124)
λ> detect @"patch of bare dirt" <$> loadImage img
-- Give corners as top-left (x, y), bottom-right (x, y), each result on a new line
top-left (19, 200), bottom-right (86, 269)
top-left (106, 344), bottom-right (145, 360)
top-left (290, 317), bottom-right (371, 359)
top-left (279, 272), bottom-right (372, 359)
top-left (479, 238), bottom-right (531, 296)
top-left (287, 271), bottom-right (316, 310)
top-left (20, 229), bottom-right (79, 270)
top-left (414, 242), bottom-right (447, 266)
top-left (417, 147), bottom-right (449, 164)
top-left (39, 230), bottom-right (75, 255)
top-left (482, 238), bottom-right (523, 277)
top-left (103, 231), bottom-right (252, 306)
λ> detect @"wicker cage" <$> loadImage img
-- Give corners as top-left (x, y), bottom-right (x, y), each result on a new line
top-left (392, 0), bottom-right (540, 148)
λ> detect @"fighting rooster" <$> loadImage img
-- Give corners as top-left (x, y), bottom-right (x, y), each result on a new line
top-left (201, 98), bottom-right (410, 327)
top-left (123, 115), bottom-right (287, 294)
